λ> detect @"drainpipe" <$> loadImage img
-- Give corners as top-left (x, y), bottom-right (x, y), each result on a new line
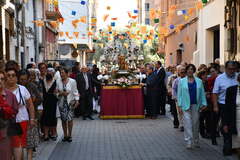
top-left (32, 0), bottom-right (39, 62)
top-left (225, 0), bottom-right (237, 60)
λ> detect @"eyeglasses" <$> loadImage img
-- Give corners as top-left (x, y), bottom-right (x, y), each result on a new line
top-left (6, 74), bottom-right (16, 78)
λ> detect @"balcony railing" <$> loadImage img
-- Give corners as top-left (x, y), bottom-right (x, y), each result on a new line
top-left (203, 0), bottom-right (215, 6)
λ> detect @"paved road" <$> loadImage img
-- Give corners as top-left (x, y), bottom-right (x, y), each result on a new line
top-left (35, 116), bottom-right (238, 160)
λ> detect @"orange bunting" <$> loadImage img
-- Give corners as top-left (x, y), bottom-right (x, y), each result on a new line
top-left (72, 19), bottom-right (79, 28)
top-left (127, 12), bottom-right (132, 18)
top-left (111, 17), bottom-right (118, 21)
top-left (158, 27), bottom-right (168, 35)
top-left (65, 32), bottom-right (73, 39)
top-left (130, 34), bottom-right (136, 39)
top-left (131, 16), bottom-right (138, 19)
top-left (33, 20), bottom-right (44, 27)
top-left (188, 8), bottom-right (195, 16)
top-left (175, 24), bottom-right (184, 33)
top-left (103, 14), bottom-right (109, 22)
top-left (88, 31), bottom-right (93, 36)
top-left (107, 26), bottom-right (112, 32)
top-left (196, 1), bottom-right (203, 10)
top-left (149, 9), bottom-right (156, 20)
top-left (58, 32), bottom-right (64, 37)
top-left (126, 25), bottom-right (131, 29)
top-left (140, 26), bottom-right (147, 34)
top-left (169, 5), bottom-right (177, 11)
top-left (57, 18), bottom-right (64, 24)
top-left (80, 16), bottom-right (87, 23)
top-left (73, 32), bottom-right (79, 38)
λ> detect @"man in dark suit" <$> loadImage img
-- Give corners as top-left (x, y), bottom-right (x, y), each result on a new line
top-left (76, 66), bottom-right (94, 120)
top-left (154, 61), bottom-right (167, 115)
top-left (145, 65), bottom-right (159, 119)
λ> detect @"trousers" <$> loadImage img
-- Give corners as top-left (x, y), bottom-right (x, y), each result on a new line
top-left (183, 105), bottom-right (200, 145)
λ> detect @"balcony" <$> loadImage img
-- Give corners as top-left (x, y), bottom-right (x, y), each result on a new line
top-left (203, 0), bottom-right (215, 6)
top-left (45, 1), bottom-right (62, 21)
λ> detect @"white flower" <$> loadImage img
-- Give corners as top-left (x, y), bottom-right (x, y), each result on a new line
top-left (103, 75), bottom-right (109, 80)
top-left (136, 74), bottom-right (140, 79)
top-left (97, 75), bottom-right (103, 80)
top-left (142, 74), bottom-right (146, 79)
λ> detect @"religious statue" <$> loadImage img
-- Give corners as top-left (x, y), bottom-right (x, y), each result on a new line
top-left (118, 55), bottom-right (128, 70)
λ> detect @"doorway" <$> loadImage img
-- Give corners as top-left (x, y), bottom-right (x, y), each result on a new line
top-left (213, 29), bottom-right (220, 60)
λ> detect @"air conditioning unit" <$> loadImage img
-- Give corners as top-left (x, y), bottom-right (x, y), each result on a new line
top-left (0, 0), bottom-right (6, 6)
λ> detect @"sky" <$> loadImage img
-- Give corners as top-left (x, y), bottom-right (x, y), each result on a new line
top-left (96, 0), bottom-right (139, 29)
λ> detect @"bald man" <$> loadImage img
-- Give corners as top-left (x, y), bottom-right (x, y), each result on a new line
top-left (75, 66), bottom-right (94, 120)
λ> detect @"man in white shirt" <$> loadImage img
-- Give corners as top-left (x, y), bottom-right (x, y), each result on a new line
top-left (212, 61), bottom-right (239, 156)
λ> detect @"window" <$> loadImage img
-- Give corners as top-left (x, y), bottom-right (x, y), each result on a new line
top-left (145, 3), bottom-right (150, 11)
top-left (145, 18), bottom-right (150, 25)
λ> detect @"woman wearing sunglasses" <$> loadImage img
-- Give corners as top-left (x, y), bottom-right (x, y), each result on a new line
top-left (5, 68), bottom-right (35, 160)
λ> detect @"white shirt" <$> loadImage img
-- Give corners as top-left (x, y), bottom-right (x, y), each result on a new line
top-left (13, 85), bottom-right (31, 122)
top-left (57, 78), bottom-right (79, 104)
top-left (213, 73), bottom-right (239, 104)
top-left (83, 73), bottom-right (89, 90)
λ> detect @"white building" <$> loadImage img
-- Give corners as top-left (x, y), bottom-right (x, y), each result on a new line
top-left (58, 0), bottom-right (93, 66)
top-left (1, 0), bottom-right (44, 67)
top-left (194, 0), bottom-right (239, 66)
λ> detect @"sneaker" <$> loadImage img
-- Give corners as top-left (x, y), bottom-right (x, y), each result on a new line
top-left (186, 144), bottom-right (192, 149)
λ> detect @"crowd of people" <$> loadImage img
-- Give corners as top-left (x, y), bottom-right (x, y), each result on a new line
top-left (140, 60), bottom-right (240, 156)
top-left (0, 59), bottom-right (239, 159)
top-left (0, 60), bottom-right (102, 160)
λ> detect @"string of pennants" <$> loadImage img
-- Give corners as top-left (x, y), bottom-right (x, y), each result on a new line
top-left (30, 0), bottom-right (206, 43)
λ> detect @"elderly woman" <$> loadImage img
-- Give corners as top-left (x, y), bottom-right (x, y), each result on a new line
top-left (0, 71), bottom-right (19, 160)
top-left (177, 64), bottom-right (207, 149)
top-left (40, 68), bottom-right (58, 141)
top-left (5, 68), bottom-right (35, 160)
top-left (18, 70), bottom-right (42, 160)
top-left (58, 68), bottom-right (79, 142)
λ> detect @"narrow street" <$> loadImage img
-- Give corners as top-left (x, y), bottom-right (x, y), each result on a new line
top-left (35, 116), bottom-right (238, 160)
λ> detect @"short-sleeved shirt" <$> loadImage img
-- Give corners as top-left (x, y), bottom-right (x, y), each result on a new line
top-left (12, 85), bottom-right (31, 122)
top-left (213, 73), bottom-right (239, 104)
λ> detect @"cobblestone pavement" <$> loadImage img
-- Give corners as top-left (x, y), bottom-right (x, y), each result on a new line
top-left (35, 115), bottom-right (239, 160)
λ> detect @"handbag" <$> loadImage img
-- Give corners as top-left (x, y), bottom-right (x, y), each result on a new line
top-left (7, 120), bottom-right (23, 136)
top-left (69, 100), bottom-right (77, 109)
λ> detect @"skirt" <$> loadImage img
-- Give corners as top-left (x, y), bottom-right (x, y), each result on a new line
top-left (11, 121), bottom-right (28, 148)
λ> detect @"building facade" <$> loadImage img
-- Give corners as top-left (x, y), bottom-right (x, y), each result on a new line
top-left (195, 0), bottom-right (240, 66)
top-left (0, 0), bottom-right (15, 62)
top-left (159, 0), bottom-right (198, 66)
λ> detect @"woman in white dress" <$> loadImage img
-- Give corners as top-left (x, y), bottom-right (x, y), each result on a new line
top-left (58, 68), bottom-right (79, 142)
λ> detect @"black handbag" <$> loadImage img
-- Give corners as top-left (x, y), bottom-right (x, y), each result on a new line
top-left (7, 120), bottom-right (23, 136)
